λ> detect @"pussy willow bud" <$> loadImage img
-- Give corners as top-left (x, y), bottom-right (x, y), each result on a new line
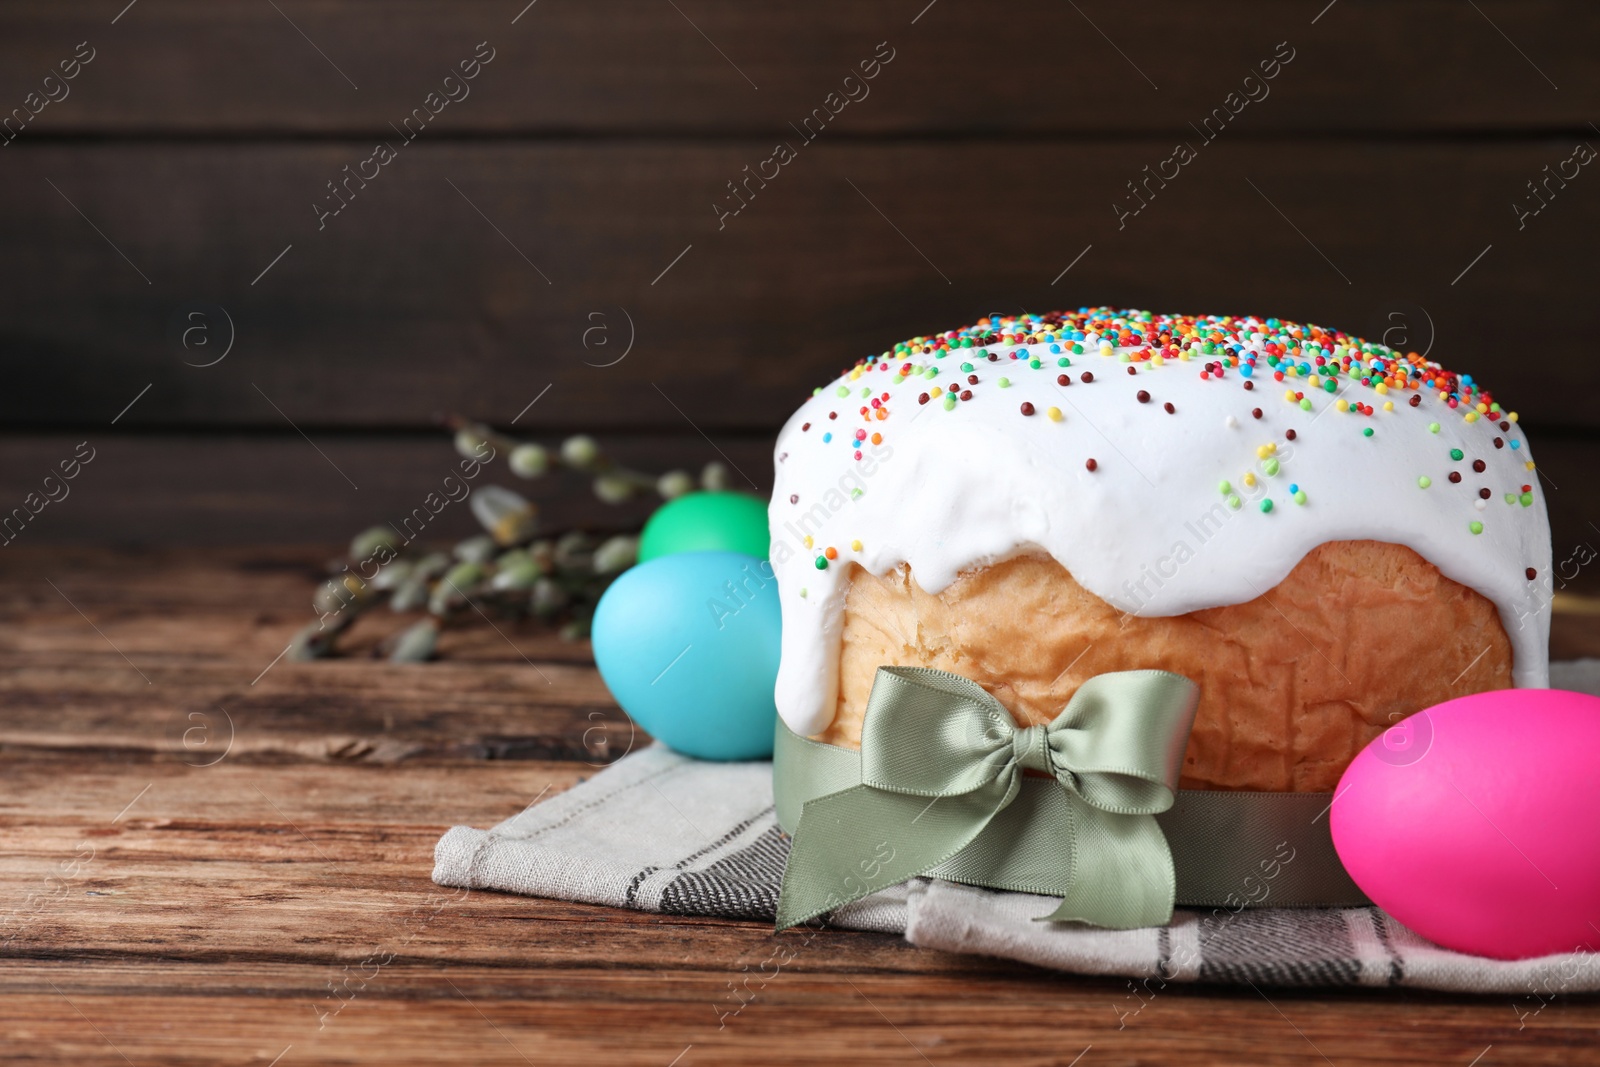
top-left (454, 535), bottom-right (497, 565)
top-left (454, 424), bottom-right (493, 461)
top-left (389, 574), bottom-right (430, 613)
top-left (656, 470), bottom-right (694, 499)
top-left (469, 485), bottom-right (538, 546)
top-left (531, 577), bottom-right (569, 616)
top-left (414, 552), bottom-right (451, 577)
top-left (593, 535), bottom-right (639, 575)
top-left (390, 552), bottom-right (449, 611)
top-left (388, 618), bottom-right (438, 663)
top-left (561, 434), bottom-right (601, 471)
top-left (509, 443), bottom-right (550, 478)
top-left (701, 461), bottom-right (731, 491)
top-left (491, 553), bottom-right (541, 592)
top-left (553, 530), bottom-right (593, 571)
top-left (429, 561), bottom-right (486, 615)
top-left (370, 559), bottom-right (413, 591)
top-left (350, 525), bottom-right (398, 562)
top-left (312, 580), bottom-right (346, 617)
top-left (313, 573), bottom-right (368, 616)
top-left (594, 474), bottom-right (634, 504)
top-left (287, 616), bottom-right (348, 661)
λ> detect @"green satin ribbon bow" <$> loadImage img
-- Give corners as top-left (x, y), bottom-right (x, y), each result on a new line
top-left (775, 666), bottom-right (1200, 931)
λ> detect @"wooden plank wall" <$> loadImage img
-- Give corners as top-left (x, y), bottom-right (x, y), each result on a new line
top-left (1, 1), bottom-right (1597, 565)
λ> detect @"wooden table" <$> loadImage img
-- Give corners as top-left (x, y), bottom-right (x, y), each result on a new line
top-left (4, 547), bottom-right (1597, 1066)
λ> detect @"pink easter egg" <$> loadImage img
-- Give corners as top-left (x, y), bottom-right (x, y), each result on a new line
top-left (1331, 689), bottom-right (1600, 961)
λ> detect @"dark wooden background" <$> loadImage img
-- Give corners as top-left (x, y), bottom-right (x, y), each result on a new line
top-left (2, 1), bottom-right (1597, 572)
top-left (5, 9), bottom-right (1600, 1062)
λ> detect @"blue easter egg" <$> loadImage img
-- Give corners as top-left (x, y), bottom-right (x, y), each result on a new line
top-left (591, 550), bottom-right (780, 761)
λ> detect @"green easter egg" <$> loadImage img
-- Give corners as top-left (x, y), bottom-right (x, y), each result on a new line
top-left (637, 491), bottom-right (770, 562)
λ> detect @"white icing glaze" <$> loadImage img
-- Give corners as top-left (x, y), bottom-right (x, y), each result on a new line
top-left (768, 313), bottom-right (1552, 736)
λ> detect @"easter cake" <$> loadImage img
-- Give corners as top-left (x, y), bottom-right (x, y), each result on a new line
top-left (767, 309), bottom-right (1552, 793)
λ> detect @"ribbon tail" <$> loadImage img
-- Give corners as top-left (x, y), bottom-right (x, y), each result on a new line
top-left (1035, 805), bottom-right (1176, 929)
top-left (775, 783), bottom-right (1005, 931)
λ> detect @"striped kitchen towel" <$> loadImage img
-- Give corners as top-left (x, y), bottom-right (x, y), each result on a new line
top-left (432, 660), bottom-right (1600, 992)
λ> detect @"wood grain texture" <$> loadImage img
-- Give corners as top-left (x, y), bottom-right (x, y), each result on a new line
top-left (3, 546), bottom-right (1598, 766)
top-left (2, 1), bottom-right (1593, 137)
top-left (0, 544), bottom-right (625, 763)
top-left (0, 433), bottom-right (774, 548)
top-left (2, 140), bottom-right (1597, 431)
top-left (9, 970), bottom-right (1592, 1067)
top-left (4, 0), bottom-right (1600, 1049)
top-left (4, 435), bottom-right (1598, 590)
top-left (2, 547), bottom-right (1597, 1065)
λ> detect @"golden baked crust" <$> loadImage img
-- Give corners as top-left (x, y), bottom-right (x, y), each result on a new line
top-left (822, 540), bottom-right (1512, 792)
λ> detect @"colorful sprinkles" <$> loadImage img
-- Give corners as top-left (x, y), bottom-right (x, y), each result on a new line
top-left (786, 308), bottom-right (1536, 579)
